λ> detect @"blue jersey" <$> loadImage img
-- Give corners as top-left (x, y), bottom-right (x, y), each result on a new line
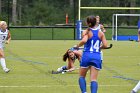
top-left (80, 29), bottom-right (102, 70)
top-left (83, 28), bottom-right (101, 53)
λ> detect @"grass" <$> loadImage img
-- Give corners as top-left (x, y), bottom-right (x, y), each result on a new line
top-left (0, 40), bottom-right (140, 93)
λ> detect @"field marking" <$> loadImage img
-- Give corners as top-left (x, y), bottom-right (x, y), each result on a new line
top-left (6, 55), bottom-right (140, 58)
top-left (6, 56), bottom-right (61, 59)
top-left (0, 84), bottom-right (131, 88)
top-left (105, 55), bottom-right (139, 58)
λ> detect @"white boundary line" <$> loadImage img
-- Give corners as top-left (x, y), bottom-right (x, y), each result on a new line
top-left (0, 84), bottom-right (131, 88)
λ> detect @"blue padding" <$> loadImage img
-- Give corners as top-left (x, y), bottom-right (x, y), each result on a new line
top-left (76, 20), bottom-right (82, 40)
top-left (113, 35), bottom-right (138, 41)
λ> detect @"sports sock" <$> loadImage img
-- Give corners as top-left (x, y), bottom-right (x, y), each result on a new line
top-left (79, 77), bottom-right (86, 93)
top-left (91, 81), bottom-right (98, 93)
top-left (62, 66), bottom-right (67, 70)
top-left (133, 81), bottom-right (140, 92)
top-left (0, 58), bottom-right (6, 70)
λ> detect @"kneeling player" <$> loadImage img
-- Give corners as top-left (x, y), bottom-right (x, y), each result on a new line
top-left (56, 48), bottom-right (82, 73)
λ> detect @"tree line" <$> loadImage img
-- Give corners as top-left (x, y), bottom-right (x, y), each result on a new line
top-left (0, 0), bottom-right (140, 26)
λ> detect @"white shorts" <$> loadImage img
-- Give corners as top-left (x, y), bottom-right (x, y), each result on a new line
top-left (100, 51), bottom-right (103, 61)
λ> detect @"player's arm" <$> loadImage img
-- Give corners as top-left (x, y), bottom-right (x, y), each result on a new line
top-left (100, 31), bottom-right (108, 49)
top-left (73, 50), bottom-right (82, 61)
top-left (100, 24), bottom-right (106, 33)
top-left (66, 58), bottom-right (75, 72)
top-left (99, 31), bottom-right (113, 49)
top-left (6, 31), bottom-right (11, 44)
top-left (76, 29), bottom-right (88, 47)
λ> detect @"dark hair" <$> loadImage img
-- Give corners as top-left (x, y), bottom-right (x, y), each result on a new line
top-left (63, 49), bottom-right (78, 62)
top-left (63, 49), bottom-right (69, 62)
top-left (86, 16), bottom-right (96, 27)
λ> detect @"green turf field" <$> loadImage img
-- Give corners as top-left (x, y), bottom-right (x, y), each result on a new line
top-left (0, 40), bottom-right (140, 93)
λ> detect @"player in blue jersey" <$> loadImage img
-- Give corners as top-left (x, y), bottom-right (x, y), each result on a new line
top-left (137, 20), bottom-right (140, 42)
top-left (56, 48), bottom-right (82, 73)
top-left (75, 16), bottom-right (108, 93)
top-left (0, 21), bottom-right (11, 73)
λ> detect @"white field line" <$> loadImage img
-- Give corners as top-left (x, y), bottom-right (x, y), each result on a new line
top-left (6, 55), bottom-right (140, 59)
top-left (0, 84), bottom-right (131, 88)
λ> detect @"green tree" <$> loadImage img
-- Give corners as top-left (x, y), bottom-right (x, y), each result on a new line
top-left (12, 0), bottom-right (17, 25)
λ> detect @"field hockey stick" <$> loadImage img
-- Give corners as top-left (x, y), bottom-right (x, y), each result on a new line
top-left (51, 70), bottom-right (63, 74)
top-left (51, 69), bottom-right (70, 74)
top-left (52, 67), bottom-right (79, 74)
top-left (71, 47), bottom-right (84, 50)
top-left (52, 70), bottom-right (70, 74)
top-left (64, 67), bottom-right (79, 72)
top-left (104, 44), bottom-right (113, 49)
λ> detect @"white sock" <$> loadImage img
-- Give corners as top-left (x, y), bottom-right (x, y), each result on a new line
top-left (133, 81), bottom-right (140, 92)
top-left (0, 58), bottom-right (7, 70)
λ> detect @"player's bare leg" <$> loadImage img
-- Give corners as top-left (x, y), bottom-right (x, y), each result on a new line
top-left (0, 49), bottom-right (10, 73)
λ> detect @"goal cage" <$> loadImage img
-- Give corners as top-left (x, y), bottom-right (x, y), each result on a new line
top-left (112, 14), bottom-right (140, 41)
top-left (76, 0), bottom-right (140, 40)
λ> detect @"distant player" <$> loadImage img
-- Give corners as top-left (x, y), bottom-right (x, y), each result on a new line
top-left (95, 15), bottom-right (106, 63)
top-left (137, 20), bottom-right (140, 42)
top-left (75, 15), bottom-right (108, 93)
top-left (0, 21), bottom-right (11, 73)
top-left (56, 48), bottom-right (82, 72)
top-left (95, 15), bottom-right (106, 33)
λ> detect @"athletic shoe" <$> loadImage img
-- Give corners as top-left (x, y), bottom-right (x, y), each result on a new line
top-left (4, 68), bottom-right (10, 73)
top-left (57, 67), bottom-right (63, 72)
top-left (131, 90), bottom-right (136, 93)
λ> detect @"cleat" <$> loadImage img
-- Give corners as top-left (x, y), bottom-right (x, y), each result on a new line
top-left (4, 68), bottom-right (10, 73)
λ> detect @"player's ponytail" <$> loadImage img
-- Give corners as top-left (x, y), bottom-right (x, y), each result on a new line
top-left (86, 16), bottom-right (96, 28)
